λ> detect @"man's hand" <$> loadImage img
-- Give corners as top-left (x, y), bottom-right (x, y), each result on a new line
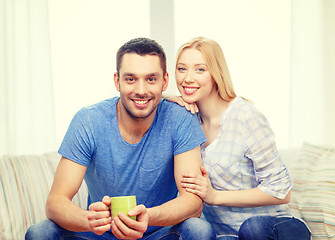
top-left (87, 196), bottom-right (112, 235)
top-left (111, 204), bottom-right (148, 239)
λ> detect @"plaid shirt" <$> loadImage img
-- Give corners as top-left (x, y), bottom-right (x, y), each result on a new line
top-left (201, 97), bottom-right (293, 237)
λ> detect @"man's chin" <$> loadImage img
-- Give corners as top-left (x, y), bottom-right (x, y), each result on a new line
top-left (126, 108), bottom-right (155, 120)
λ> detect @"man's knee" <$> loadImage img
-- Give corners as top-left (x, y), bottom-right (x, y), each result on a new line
top-left (25, 220), bottom-right (61, 240)
top-left (176, 217), bottom-right (215, 240)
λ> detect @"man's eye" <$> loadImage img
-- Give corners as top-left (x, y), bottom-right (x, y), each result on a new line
top-left (126, 78), bottom-right (135, 82)
top-left (148, 78), bottom-right (157, 82)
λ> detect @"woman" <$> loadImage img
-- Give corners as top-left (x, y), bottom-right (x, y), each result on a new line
top-left (170, 37), bottom-right (311, 240)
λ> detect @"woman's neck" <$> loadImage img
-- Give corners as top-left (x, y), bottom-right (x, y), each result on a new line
top-left (197, 93), bottom-right (231, 125)
top-left (197, 93), bottom-right (233, 147)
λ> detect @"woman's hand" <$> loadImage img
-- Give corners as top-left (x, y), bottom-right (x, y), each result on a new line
top-left (181, 166), bottom-right (217, 205)
top-left (164, 95), bottom-right (199, 114)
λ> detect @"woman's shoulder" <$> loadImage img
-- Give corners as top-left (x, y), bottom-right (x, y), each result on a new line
top-left (228, 97), bottom-right (262, 119)
top-left (234, 98), bottom-right (272, 133)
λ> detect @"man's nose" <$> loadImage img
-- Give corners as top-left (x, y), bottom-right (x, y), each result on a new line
top-left (135, 80), bottom-right (148, 95)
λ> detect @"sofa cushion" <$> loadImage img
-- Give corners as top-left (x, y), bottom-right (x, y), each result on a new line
top-left (0, 152), bottom-right (87, 240)
top-left (283, 142), bottom-right (335, 240)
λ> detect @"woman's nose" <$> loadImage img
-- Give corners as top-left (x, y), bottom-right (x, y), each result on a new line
top-left (184, 72), bottom-right (194, 83)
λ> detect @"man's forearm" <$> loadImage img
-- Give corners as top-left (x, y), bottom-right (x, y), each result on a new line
top-left (146, 193), bottom-right (203, 226)
top-left (46, 194), bottom-right (90, 232)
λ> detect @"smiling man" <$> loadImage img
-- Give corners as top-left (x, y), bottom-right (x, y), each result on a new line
top-left (116, 53), bottom-right (165, 124)
top-left (25, 38), bottom-right (215, 240)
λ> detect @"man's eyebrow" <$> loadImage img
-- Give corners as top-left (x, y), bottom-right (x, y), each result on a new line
top-left (121, 72), bottom-right (161, 78)
top-left (145, 72), bottom-right (161, 77)
top-left (122, 72), bottom-right (135, 78)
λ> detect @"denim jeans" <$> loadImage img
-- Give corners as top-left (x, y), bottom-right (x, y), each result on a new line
top-left (25, 217), bottom-right (215, 240)
top-left (238, 216), bottom-right (311, 240)
top-left (216, 216), bottom-right (310, 240)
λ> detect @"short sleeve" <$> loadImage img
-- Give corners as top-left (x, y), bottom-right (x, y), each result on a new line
top-left (58, 108), bottom-right (95, 166)
top-left (172, 107), bottom-right (206, 156)
top-left (244, 110), bottom-right (292, 199)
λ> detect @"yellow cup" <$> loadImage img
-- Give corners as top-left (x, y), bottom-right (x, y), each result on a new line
top-left (110, 196), bottom-right (137, 220)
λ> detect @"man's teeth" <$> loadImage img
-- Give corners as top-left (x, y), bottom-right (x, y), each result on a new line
top-left (134, 100), bottom-right (148, 104)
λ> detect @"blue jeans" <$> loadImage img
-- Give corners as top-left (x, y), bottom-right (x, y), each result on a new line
top-left (216, 216), bottom-right (310, 240)
top-left (25, 217), bottom-right (215, 240)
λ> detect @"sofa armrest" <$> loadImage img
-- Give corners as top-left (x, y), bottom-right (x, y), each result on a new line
top-left (0, 152), bottom-right (88, 240)
top-left (280, 143), bottom-right (335, 240)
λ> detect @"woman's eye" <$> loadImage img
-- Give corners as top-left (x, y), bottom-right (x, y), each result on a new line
top-left (177, 67), bottom-right (186, 71)
top-left (196, 68), bottom-right (205, 72)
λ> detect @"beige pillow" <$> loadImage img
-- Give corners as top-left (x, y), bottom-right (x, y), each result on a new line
top-left (287, 143), bottom-right (335, 239)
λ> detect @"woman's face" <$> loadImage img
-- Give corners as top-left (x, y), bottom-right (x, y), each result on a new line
top-left (175, 48), bottom-right (215, 104)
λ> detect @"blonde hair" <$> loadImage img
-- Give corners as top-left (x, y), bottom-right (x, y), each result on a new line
top-left (176, 37), bottom-right (236, 102)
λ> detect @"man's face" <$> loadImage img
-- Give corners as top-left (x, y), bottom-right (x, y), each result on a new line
top-left (114, 53), bottom-right (168, 120)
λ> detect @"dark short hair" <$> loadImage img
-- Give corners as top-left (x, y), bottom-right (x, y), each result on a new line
top-left (116, 37), bottom-right (167, 75)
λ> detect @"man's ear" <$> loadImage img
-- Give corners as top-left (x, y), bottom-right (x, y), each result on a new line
top-left (162, 72), bottom-right (169, 92)
top-left (114, 72), bottom-right (120, 92)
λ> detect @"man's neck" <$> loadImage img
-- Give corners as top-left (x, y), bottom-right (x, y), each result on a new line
top-left (116, 101), bottom-right (155, 144)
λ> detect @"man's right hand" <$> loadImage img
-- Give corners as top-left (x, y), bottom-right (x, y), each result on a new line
top-left (111, 204), bottom-right (148, 239)
top-left (87, 196), bottom-right (112, 235)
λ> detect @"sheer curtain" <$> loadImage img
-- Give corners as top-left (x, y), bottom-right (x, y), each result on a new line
top-left (0, 0), bottom-right (56, 155)
top-left (290, 0), bottom-right (335, 147)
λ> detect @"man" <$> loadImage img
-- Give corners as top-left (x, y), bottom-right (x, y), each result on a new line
top-left (25, 38), bottom-right (214, 239)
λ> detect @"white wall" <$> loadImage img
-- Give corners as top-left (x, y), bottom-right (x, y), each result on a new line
top-left (290, 0), bottom-right (335, 147)
top-left (2, 1), bottom-right (331, 155)
top-left (50, 0), bottom-right (319, 150)
top-left (324, 0), bottom-right (335, 147)
top-left (48, 0), bottom-right (150, 146)
top-left (174, 0), bottom-right (291, 148)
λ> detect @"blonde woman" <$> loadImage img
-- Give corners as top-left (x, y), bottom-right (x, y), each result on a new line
top-left (168, 37), bottom-right (311, 240)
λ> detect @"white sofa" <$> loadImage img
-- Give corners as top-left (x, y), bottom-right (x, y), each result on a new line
top-left (0, 152), bottom-right (88, 240)
top-left (0, 142), bottom-right (334, 240)
top-left (280, 143), bottom-right (335, 240)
